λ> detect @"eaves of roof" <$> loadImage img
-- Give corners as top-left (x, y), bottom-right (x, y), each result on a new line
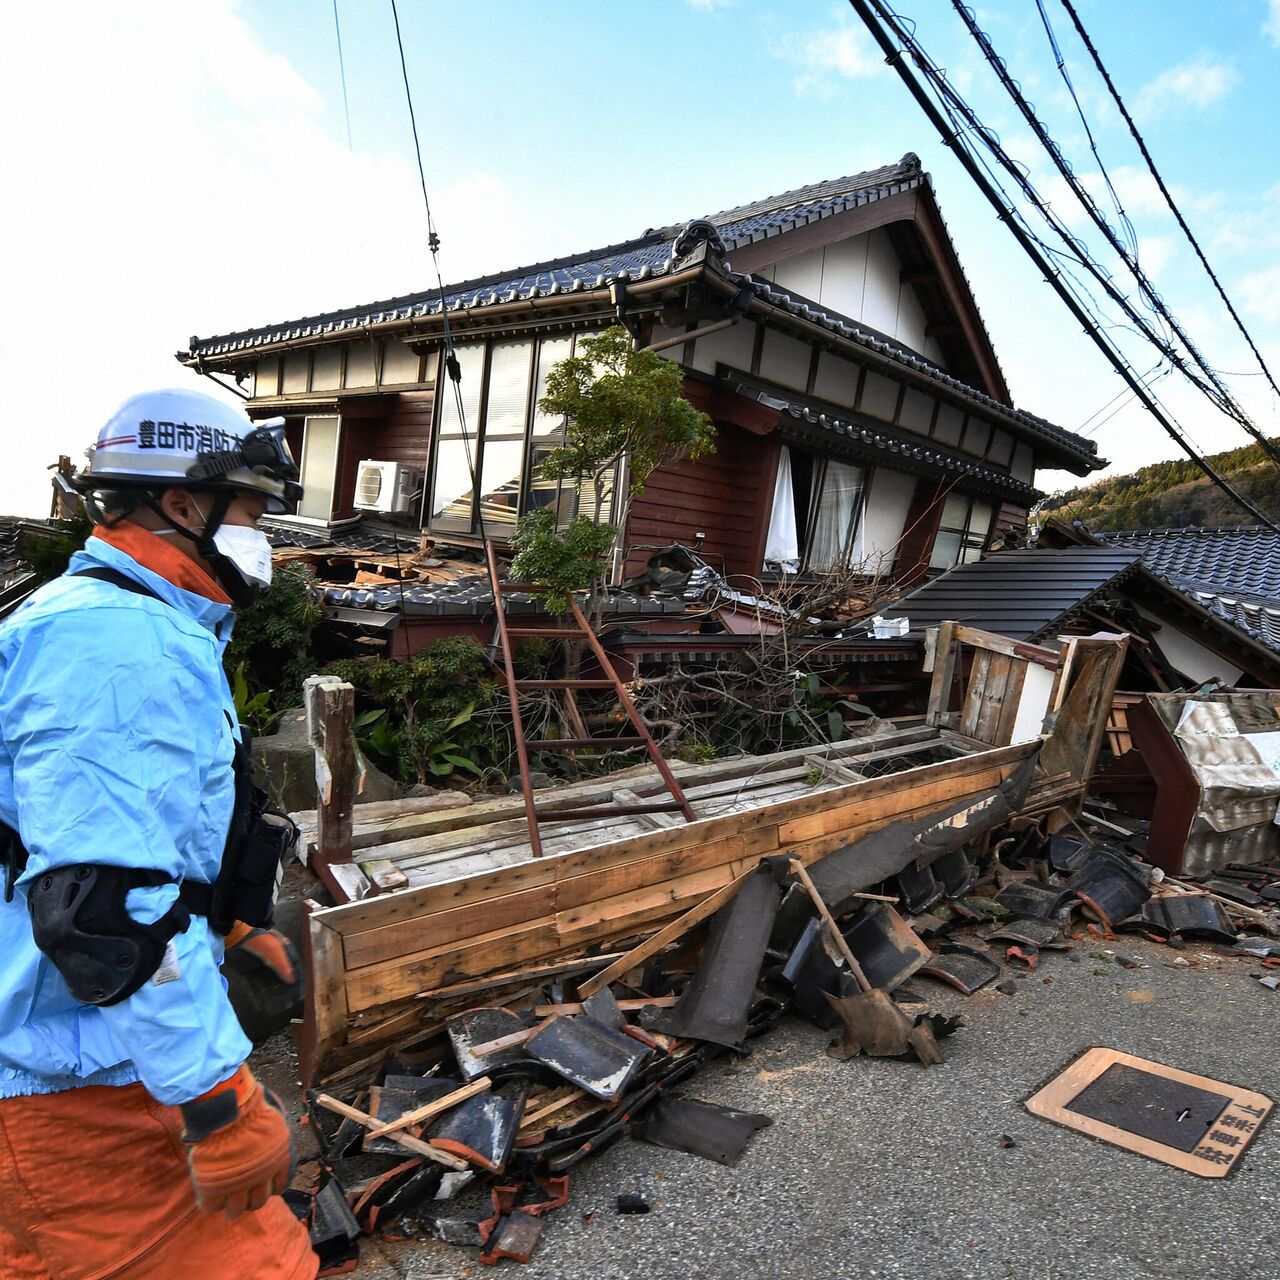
top-left (726, 379), bottom-right (1041, 501)
top-left (743, 281), bottom-right (1100, 472)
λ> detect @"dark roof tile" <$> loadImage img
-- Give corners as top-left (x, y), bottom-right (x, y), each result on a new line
top-left (881, 547), bottom-right (1142, 640)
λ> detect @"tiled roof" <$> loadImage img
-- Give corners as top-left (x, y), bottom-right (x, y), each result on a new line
top-left (187, 156), bottom-right (928, 359)
top-left (1098, 527), bottom-right (1280, 599)
top-left (738, 384), bottom-right (1042, 498)
top-left (1097, 526), bottom-right (1280, 655)
top-left (880, 547), bottom-right (1143, 640)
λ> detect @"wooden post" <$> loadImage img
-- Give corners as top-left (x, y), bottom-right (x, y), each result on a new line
top-left (305, 675), bottom-right (356, 869)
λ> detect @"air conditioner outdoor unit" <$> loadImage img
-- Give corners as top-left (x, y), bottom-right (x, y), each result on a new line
top-left (354, 460), bottom-right (422, 514)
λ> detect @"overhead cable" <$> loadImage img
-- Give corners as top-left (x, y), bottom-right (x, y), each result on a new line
top-left (388, 0), bottom-right (479, 531)
top-left (952, 1), bottom-right (1280, 468)
top-left (843, 0), bottom-right (1280, 530)
top-left (1057, 0), bottom-right (1280, 404)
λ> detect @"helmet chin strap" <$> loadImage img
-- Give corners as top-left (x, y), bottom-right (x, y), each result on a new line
top-left (145, 491), bottom-right (260, 605)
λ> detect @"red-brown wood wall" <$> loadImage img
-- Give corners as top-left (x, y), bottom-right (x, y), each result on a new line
top-left (623, 426), bottom-right (778, 579)
top-left (333, 392), bottom-right (434, 518)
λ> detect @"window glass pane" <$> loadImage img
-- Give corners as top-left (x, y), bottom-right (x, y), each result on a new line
top-left (435, 343), bottom-right (485, 435)
top-left (298, 416), bottom-right (339, 521)
top-left (531, 337), bottom-right (573, 437)
top-left (807, 460), bottom-right (864, 571)
top-left (430, 343), bottom-right (485, 527)
top-left (485, 341), bottom-right (533, 435)
top-left (939, 491), bottom-right (969, 530)
top-left (430, 437), bottom-right (478, 528)
top-left (576, 463), bottom-right (618, 527)
top-left (526, 441), bottom-right (578, 522)
top-left (478, 436), bottom-right (526, 532)
top-left (929, 530), bottom-right (962, 569)
top-left (969, 500), bottom-right (993, 540)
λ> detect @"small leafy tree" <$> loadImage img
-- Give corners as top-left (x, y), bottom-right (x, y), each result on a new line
top-left (325, 637), bottom-right (505, 786)
top-left (224, 562), bottom-right (323, 713)
top-left (510, 325), bottom-right (715, 613)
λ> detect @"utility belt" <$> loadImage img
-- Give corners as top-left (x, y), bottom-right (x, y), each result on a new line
top-left (0, 564), bottom-right (299, 1006)
top-left (0, 732), bottom-right (297, 935)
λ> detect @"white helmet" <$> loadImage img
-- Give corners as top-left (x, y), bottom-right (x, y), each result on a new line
top-left (76, 388), bottom-right (301, 514)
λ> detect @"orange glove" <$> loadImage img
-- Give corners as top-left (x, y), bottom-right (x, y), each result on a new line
top-left (179, 1064), bottom-right (295, 1218)
top-left (221, 924), bottom-right (305, 1046)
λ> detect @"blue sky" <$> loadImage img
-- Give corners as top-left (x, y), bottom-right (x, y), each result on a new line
top-left (2, 0), bottom-right (1277, 514)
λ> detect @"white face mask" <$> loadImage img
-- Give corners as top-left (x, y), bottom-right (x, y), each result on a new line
top-left (156, 498), bottom-right (273, 592)
top-left (211, 522), bottom-right (273, 590)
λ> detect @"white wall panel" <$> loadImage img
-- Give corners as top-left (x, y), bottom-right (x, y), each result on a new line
top-left (817, 234), bottom-right (869, 320)
top-left (282, 351), bottom-right (309, 394)
top-left (759, 329), bottom-right (812, 393)
top-left (311, 347), bottom-right (342, 392)
top-left (689, 321), bottom-right (757, 377)
top-left (862, 229), bottom-right (902, 336)
top-left (859, 468), bottom-right (917, 573)
top-left (933, 403), bottom-right (964, 447)
top-left (899, 388), bottom-right (934, 435)
top-left (1012, 441), bottom-right (1035, 484)
top-left (895, 282), bottom-right (929, 357)
top-left (382, 341), bottom-right (421, 385)
top-left (1134, 604), bottom-right (1244, 684)
top-left (813, 351), bottom-right (860, 408)
top-left (772, 247), bottom-right (825, 301)
top-left (860, 371), bottom-right (899, 421)
top-left (345, 343), bottom-right (376, 388)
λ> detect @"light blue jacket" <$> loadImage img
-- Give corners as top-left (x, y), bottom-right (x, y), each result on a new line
top-left (0, 536), bottom-right (252, 1105)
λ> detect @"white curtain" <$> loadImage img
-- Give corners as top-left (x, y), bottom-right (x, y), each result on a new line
top-left (807, 460), bottom-right (864, 571)
top-left (763, 445), bottom-right (800, 570)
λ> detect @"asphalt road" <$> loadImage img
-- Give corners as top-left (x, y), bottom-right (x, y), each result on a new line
top-left (261, 935), bottom-right (1280, 1280)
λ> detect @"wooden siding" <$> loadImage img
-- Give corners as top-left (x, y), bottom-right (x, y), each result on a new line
top-left (623, 425), bottom-right (777, 578)
top-left (332, 392), bottom-right (434, 518)
top-left (993, 501), bottom-right (1028, 537)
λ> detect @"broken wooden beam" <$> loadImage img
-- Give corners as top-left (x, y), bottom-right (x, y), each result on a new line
top-left (312, 1093), bottom-right (468, 1170)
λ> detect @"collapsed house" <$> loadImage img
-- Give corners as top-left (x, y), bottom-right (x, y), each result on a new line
top-left (178, 155), bottom-right (1103, 653)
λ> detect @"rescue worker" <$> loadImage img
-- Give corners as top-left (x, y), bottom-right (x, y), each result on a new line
top-left (0, 389), bottom-right (318, 1279)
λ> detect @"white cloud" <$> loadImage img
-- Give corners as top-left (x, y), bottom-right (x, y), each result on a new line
top-left (776, 10), bottom-right (883, 97)
top-left (0, 0), bottom-right (534, 516)
top-left (1265, 0), bottom-right (1280, 46)
top-left (1237, 264), bottom-right (1280, 325)
top-left (1133, 54), bottom-right (1238, 121)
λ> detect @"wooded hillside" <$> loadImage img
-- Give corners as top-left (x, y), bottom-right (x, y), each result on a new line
top-left (1042, 437), bottom-right (1280, 531)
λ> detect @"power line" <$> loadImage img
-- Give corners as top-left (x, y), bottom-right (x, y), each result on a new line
top-left (1056, 0), bottom-right (1280, 405)
top-left (844, 0), bottom-right (1280, 532)
top-left (388, 0), bottom-right (480, 534)
top-left (957, 0), bottom-right (1274, 460)
top-left (331, 0), bottom-right (353, 152)
top-left (959, 0), bottom-right (1280, 469)
top-left (948, 2), bottom-right (1279, 471)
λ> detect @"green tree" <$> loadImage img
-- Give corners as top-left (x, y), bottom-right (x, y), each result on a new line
top-left (510, 325), bottom-right (716, 612)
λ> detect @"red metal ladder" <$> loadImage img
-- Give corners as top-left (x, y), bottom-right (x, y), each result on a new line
top-left (485, 541), bottom-right (697, 857)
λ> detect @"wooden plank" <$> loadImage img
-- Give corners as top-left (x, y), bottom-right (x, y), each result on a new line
top-left (959, 650), bottom-right (993, 739)
top-left (312, 1095), bottom-right (468, 1170)
top-left (301, 909), bottom-right (349, 1089)
top-left (304, 676), bottom-right (357, 867)
top-left (925, 622), bottom-right (957, 726)
top-left (992, 659), bottom-right (1029, 747)
top-left (578, 867), bottom-right (757, 999)
top-left (345, 860), bottom-right (754, 1010)
top-left (951, 625), bottom-right (1059, 669)
top-left (343, 825), bottom-right (779, 971)
top-left (968, 651), bottom-right (1012, 744)
top-left (322, 736), bottom-right (1024, 941)
top-left (365, 1077), bottom-right (492, 1138)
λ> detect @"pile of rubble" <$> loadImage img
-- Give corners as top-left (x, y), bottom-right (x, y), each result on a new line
top-left (279, 764), bottom-right (1279, 1273)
